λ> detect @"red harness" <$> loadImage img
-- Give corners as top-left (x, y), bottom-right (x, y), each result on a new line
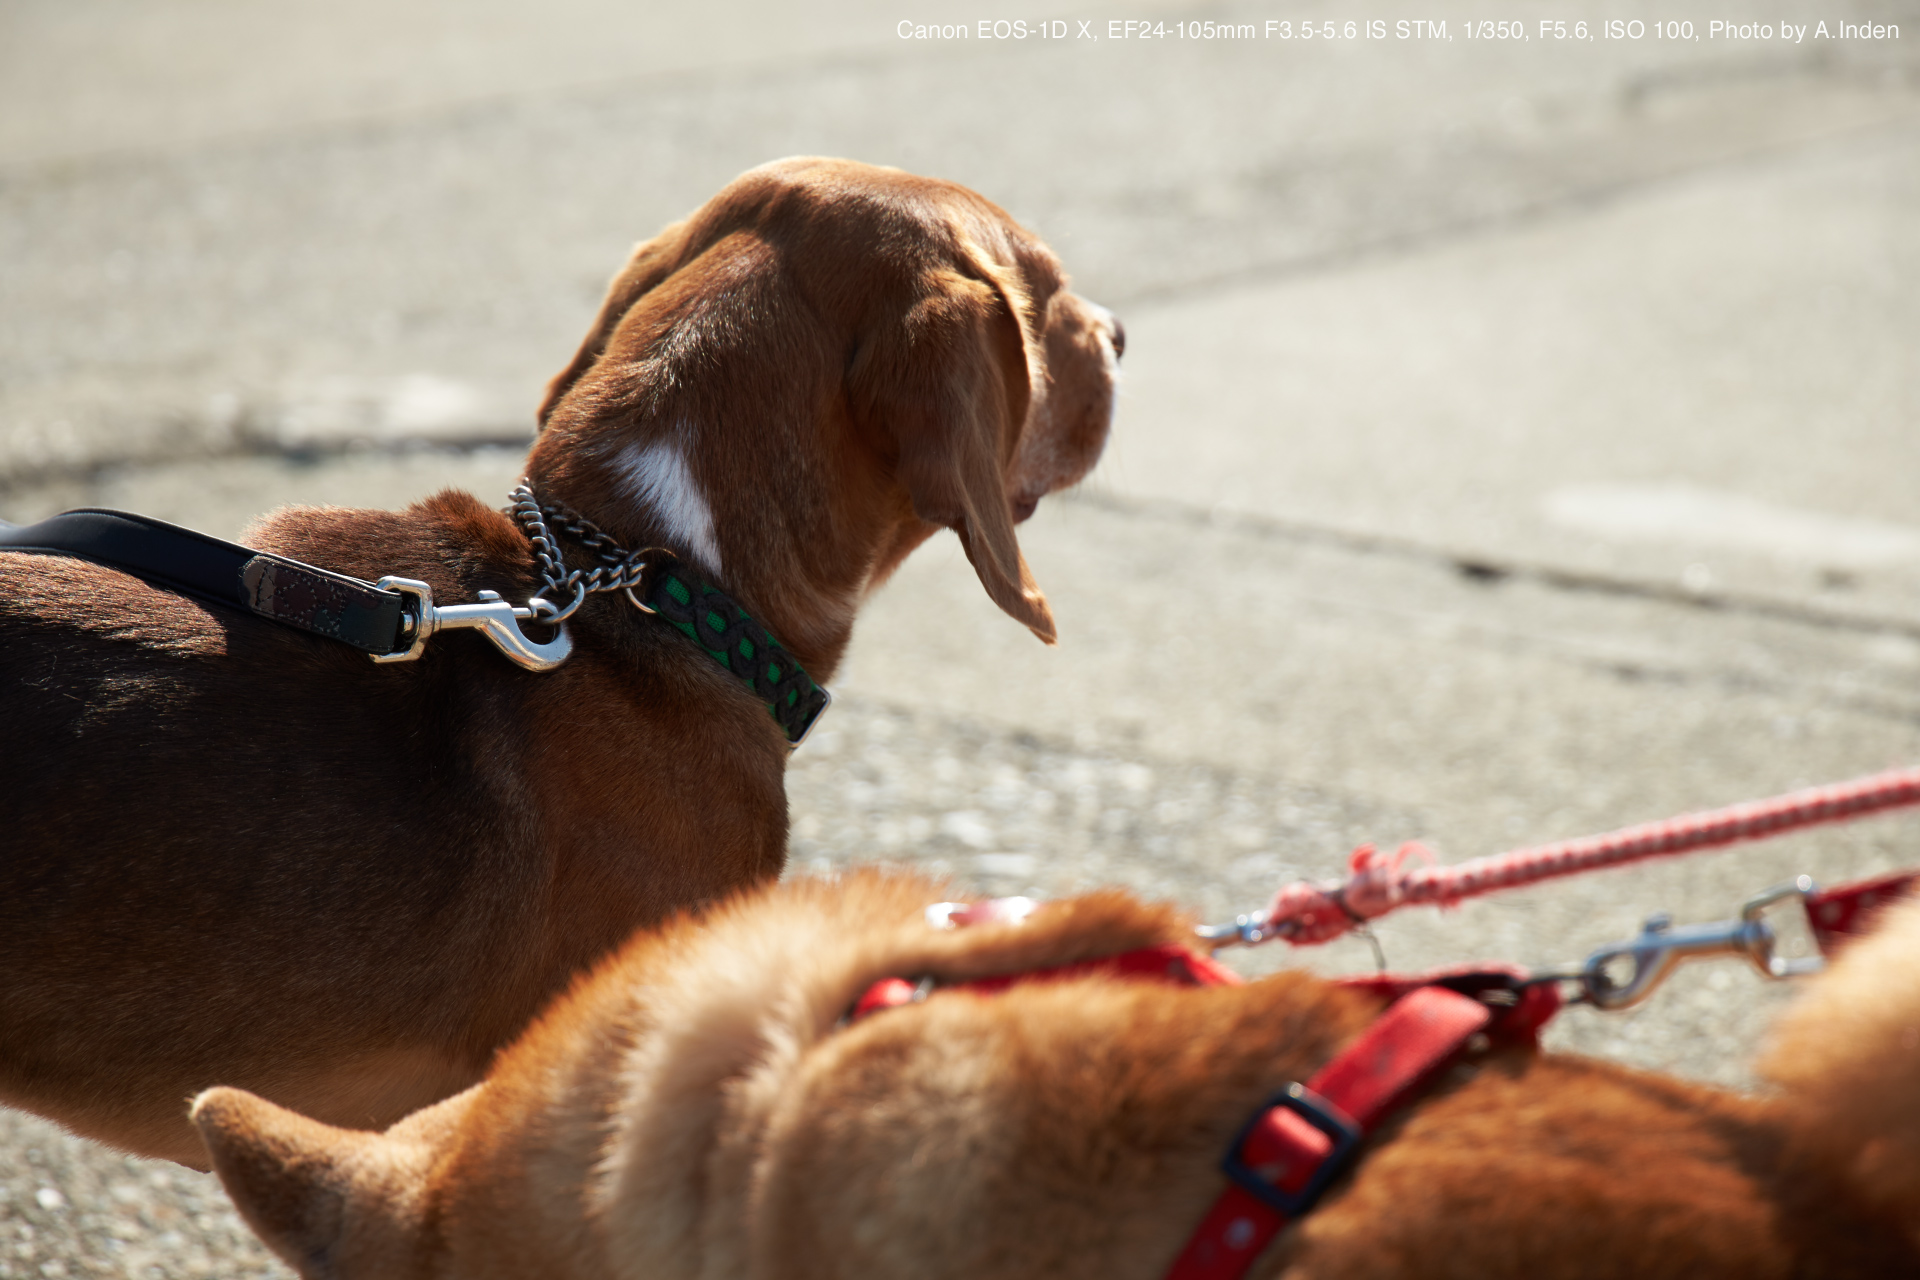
top-left (848, 869), bottom-right (1909, 1280)
top-left (852, 948), bottom-right (1559, 1280)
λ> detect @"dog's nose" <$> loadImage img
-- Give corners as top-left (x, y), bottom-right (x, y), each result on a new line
top-left (1108, 316), bottom-right (1125, 360)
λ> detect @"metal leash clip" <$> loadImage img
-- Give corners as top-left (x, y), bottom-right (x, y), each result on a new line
top-left (1543, 875), bottom-right (1825, 1010)
top-left (1194, 910), bottom-right (1282, 948)
top-left (371, 577), bottom-right (573, 672)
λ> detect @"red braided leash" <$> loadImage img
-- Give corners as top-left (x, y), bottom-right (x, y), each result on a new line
top-left (1255, 765), bottom-right (1920, 946)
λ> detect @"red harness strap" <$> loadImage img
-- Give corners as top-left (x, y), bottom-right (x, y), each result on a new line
top-left (849, 943), bottom-right (1244, 1021)
top-left (1805, 870), bottom-right (1919, 954)
top-left (1164, 986), bottom-right (1490, 1280)
top-left (1335, 964), bottom-right (1561, 1046)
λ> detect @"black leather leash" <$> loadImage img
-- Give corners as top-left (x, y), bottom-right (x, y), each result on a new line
top-left (1, 500), bottom-right (831, 747)
top-left (0, 508), bottom-right (412, 655)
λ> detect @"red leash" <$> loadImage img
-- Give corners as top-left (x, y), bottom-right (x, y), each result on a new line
top-left (1224, 765), bottom-right (1920, 947)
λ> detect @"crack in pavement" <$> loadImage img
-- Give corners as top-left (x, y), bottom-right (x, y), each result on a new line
top-left (1068, 489), bottom-right (1920, 644)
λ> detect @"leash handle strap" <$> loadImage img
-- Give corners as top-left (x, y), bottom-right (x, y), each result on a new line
top-left (0, 508), bottom-right (409, 655)
top-left (1164, 986), bottom-right (1491, 1280)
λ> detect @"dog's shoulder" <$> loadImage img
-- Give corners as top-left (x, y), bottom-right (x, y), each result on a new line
top-left (245, 488), bottom-right (538, 602)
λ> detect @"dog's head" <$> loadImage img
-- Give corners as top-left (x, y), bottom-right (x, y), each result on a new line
top-left (525, 159), bottom-right (1121, 674)
top-left (192, 874), bottom-right (1376, 1280)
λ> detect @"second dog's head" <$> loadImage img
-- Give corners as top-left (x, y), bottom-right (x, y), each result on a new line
top-left (527, 158), bottom-right (1121, 676)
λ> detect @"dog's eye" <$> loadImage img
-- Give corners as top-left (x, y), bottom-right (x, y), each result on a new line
top-left (1109, 318), bottom-right (1126, 360)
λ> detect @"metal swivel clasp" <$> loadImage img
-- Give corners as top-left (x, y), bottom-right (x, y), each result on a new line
top-left (370, 577), bottom-right (573, 672)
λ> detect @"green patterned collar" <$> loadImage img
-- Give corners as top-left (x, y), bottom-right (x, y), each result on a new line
top-left (510, 485), bottom-right (831, 747)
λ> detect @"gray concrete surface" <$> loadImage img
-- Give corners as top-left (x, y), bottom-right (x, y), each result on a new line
top-left (4, 1), bottom-right (1919, 1274)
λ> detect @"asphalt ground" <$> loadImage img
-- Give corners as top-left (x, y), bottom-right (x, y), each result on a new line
top-left (3, 2), bottom-right (1918, 1275)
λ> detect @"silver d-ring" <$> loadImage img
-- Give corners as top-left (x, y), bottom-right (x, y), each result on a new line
top-left (623, 586), bottom-right (657, 615)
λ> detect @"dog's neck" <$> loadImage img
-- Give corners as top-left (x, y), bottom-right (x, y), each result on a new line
top-left (605, 437), bottom-right (727, 583)
top-left (524, 427), bottom-right (895, 684)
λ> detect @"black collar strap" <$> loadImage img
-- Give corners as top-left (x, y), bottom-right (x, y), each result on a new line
top-left (0, 508), bottom-right (411, 655)
top-left (510, 487), bottom-right (831, 747)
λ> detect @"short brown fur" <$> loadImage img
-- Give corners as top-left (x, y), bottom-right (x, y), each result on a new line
top-left (1, 158), bottom-right (1120, 1166)
top-left (195, 875), bottom-right (1920, 1279)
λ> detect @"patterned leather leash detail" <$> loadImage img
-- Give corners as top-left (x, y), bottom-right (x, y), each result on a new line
top-left (511, 486), bottom-right (830, 747)
top-left (238, 556), bottom-right (395, 645)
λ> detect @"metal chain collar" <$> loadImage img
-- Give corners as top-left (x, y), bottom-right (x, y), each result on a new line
top-left (508, 483), bottom-right (650, 623)
top-left (506, 481), bottom-right (832, 746)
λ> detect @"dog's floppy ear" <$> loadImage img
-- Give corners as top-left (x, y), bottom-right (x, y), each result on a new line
top-left (191, 1087), bottom-right (437, 1279)
top-left (860, 248), bottom-right (1056, 643)
top-left (536, 224), bottom-right (692, 428)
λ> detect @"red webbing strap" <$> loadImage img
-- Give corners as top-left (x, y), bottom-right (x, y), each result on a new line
top-left (849, 976), bottom-right (924, 1020)
top-left (849, 944), bottom-right (1243, 1021)
top-left (1806, 870), bottom-right (1920, 954)
top-left (1164, 987), bottom-right (1491, 1280)
top-left (1335, 964), bottom-right (1562, 1046)
top-left (959, 944), bottom-right (1244, 995)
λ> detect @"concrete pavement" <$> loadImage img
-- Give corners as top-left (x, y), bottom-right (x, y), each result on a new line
top-left (3, 1), bottom-right (1918, 1274)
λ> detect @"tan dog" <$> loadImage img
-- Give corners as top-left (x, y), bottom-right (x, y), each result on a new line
top-left (192, 871), bottom-right (1920, 1279)
top-left (0, 157), bottom-right (1121, 1166)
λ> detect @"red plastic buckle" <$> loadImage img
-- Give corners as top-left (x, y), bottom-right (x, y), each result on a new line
top-left (1220, 1083), bottom-right (1362, 1216)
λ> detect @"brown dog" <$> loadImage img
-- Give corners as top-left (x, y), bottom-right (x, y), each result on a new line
top-left (192, 870), bottom-right (1920, 1279)
top-left (0, 157), bottom-right (1121, 1166)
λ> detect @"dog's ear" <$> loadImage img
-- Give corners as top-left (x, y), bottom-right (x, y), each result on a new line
top-left (537, 224), bottom-right (692, 429)
top-left (191, 1087), bottom-right (438, 1279)
top-left (860, 249), bottom-right (1056, 644)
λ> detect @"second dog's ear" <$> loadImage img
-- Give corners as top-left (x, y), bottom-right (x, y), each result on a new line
top-left (860, 253), bottom-right (1056, 644)
top-left (191, 1088), bottom-right (439, 1280)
